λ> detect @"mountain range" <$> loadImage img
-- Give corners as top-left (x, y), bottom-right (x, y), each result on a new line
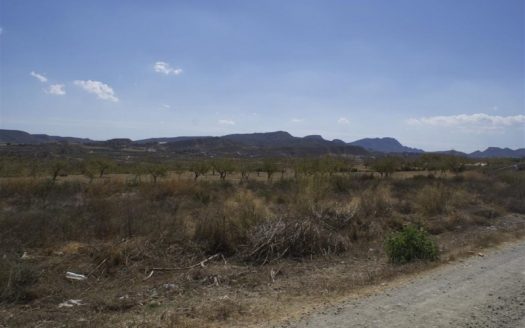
top-left (0, 129), bottom-right (91, 145)
top-left (0, 129), bottom-right (523, 158)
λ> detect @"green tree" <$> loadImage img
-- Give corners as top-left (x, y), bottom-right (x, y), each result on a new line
top-left (419, 154), bottom-right (446, 174)
top-left (89, 157), bottom-right (114, 178)
top-left (189, 161), bottom-right (210, 181)
top-left (80, 161), bottom-right (96, 183)
top-left (443, 156), bottom-right (466, 174)
top-left (212, 159), bottom-right (235, 181)
top-left (262, 159), bottom-right (277, 182)
top-left (49, 160), bottom-right (68, 183)
top-left (371, 157), bottom-right (398, 178)
top-left (144, 163), bottom-right (168, 183)
top-left (320, 156), bottom-right (346, 176)
top-left (238, 161), bottom-right (253, 182)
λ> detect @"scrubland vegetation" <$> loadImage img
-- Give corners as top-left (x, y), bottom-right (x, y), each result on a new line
top-left (1, 153), bottom-right (524, 327)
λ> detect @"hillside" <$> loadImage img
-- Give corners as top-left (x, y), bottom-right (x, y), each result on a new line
top-left (0, 129), bottom-right (92, 144)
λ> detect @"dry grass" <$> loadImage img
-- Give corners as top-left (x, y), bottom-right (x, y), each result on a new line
top-left (1, 169), bottom-right (525, 327)
top-left (415, 185), bottom-right (451, 216)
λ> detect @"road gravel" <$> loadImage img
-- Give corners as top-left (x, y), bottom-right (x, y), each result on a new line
top-left (285, 240), bottom-right (525, 328)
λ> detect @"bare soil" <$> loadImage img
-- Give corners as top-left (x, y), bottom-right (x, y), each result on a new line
top-left (1, 214), bottom-right (524, 328)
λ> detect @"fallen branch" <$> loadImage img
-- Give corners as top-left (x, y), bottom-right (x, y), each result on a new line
top-left (88, 258), bottom-right (107, 277)
top-left (148, 253), bottom-right (221, 272)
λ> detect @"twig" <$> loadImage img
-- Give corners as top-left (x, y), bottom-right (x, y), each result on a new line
top-left (149, 253), bottom-right (221, 272)
top-left (143, 270), bottom-right (154, 281)
top-left (88, 258), bottom-right (107, 276)
top-left (220, 253), bottom-right (228, 266)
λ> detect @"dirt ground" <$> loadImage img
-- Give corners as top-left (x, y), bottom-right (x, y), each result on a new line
top-left (284, 237), bottom-right (525, 328)
top-left (1, 214), bottom-right (524, 328)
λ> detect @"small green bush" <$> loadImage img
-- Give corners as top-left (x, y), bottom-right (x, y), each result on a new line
top-left (385, 225), bottom-right (438, 263)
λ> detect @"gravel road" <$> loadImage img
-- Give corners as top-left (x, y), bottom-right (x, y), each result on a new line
top-left (286, 240), bottom-right (525, 328)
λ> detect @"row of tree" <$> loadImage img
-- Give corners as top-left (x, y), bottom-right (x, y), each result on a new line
top-left (367, 154), bottom-right (469, 177)
top-left (0, 153), bottom-right (480, 183)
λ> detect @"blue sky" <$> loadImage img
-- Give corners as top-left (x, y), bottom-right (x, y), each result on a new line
top-left (0, 0), bottom-right (523, 152)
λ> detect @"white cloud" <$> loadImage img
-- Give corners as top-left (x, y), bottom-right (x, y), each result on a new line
top-left (46, 84), bottom-right (66, 96)
top-left (162, 104), bottom-right (171, 109)
top-left (291, 118), bottom-right (303, 123)
top-left (153, 61), bottom-right (183, 75)
top-left (337, 117), bottom-right (350, 125)
top-left (218, 119), bottom-right (235, 125)
top-left (74, 80), bottom-right (119, 102)
top-left (30, 71), bottom-right (48, 83)
top-left (407, 113), bottom-right (525, 127)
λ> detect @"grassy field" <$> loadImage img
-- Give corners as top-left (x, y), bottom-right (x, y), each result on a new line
top-left (1, 156), bottom-right (524, 327)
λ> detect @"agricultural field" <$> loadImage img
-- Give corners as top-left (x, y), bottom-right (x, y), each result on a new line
top-left (1, 153), bottom-right (524, 327)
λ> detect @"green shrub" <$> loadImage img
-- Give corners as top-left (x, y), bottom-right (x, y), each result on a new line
top-left (385, 225), bottom-right (438, 263)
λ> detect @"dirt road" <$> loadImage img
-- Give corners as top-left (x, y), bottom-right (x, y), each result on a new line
top-left (284, 240), bottom-right (525, 328)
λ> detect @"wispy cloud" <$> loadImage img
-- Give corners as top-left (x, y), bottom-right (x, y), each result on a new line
top-left (153, 61), bottom-right (183, 75)
top-left (162, 104), bottom-right (171, 109)
top-left (74, 80), bottom-right (119, 102)
top-left (337, 117), bottom-right (350, 125)
top-left (218, 119), bottom-right (235, 125)
top-left (291, 118), bottom-right (303, 123)
top-left (0, 27), bottom-right (3, 35)
top-left (407, 113), bottom-right (525, 127)
top-left (46, 84), bottom-right (66, 96)
top-left (30, 71), bottom-right (48, 83)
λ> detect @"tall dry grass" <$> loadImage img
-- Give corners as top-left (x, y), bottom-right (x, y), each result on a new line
top-left (0, 169), bottom-right (522, 265)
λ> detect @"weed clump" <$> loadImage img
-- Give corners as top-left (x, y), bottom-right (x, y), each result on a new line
top-left (193, 191), bottom-right (267, 255)
top-left (0, 259), bottom-right (39, 303)
top-left (385, 225), bottom-right (438, 263)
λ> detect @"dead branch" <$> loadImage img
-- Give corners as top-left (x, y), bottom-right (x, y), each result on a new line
top-left (149, 253), bottom-right (221, 272)
top-left (88, 258), bottom-right (108, 277)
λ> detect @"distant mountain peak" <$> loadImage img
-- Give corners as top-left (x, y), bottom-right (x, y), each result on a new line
top-left (349, 137), bottom-right (423, 153)
top-left (469, 147), bottom-right (525, 158)
top-left (303, 135), bottom-right (325, 141)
